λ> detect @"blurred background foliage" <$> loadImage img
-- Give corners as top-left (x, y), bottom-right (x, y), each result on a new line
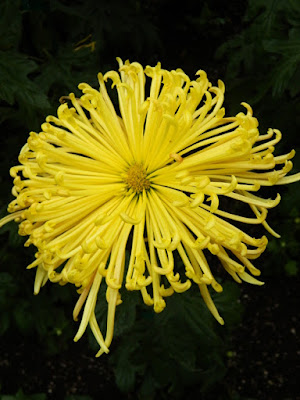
top-left (0, 0), bottom-right (299, 399)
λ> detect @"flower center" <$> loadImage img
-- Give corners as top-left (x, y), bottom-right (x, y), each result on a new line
top-left (125, 164), bottom-right (150, 193)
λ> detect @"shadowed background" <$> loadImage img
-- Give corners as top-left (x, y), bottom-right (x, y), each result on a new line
top-left (0, 1), bottom-right (299, 399)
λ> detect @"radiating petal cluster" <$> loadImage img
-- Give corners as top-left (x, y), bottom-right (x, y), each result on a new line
top-left (1, 58), bottom-right (299, 356)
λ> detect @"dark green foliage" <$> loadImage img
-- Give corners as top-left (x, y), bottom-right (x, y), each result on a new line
top-left (0, 50), bottom-right (50, 127)
top-left (88, 280), bottom-right (242, 398)
top-left (216, 0), bottom-right (300, 136)
top-left (0, 264), bottom-right (76, 354)
top-left (216, 0), bottom-right (300, 279)
top-left (0, 1), bottom-right (49, 130)
top-left (0, 207), bottom-right (76, 353)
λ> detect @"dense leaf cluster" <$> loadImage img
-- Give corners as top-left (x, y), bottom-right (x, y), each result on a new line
top-left (87, 276), bottom-right (242, 398)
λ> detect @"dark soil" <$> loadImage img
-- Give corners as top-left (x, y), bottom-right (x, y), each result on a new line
top-left (226, 277), bottom-right (300, 400)
top-left (0, 277), bottom-right (299, 400)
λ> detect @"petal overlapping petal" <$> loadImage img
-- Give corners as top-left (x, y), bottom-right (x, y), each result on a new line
top-left (1, 59), bottom-right (299, 355)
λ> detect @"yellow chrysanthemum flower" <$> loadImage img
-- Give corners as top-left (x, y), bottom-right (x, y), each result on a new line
top-left (1, 58), bottom-right (299, 356)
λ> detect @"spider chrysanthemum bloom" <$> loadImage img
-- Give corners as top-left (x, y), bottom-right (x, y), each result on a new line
top-left (0, 58), bottom-right (299, 356)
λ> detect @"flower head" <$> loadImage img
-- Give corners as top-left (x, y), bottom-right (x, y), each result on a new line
top-left (1, 58), bottom-right (299, 356)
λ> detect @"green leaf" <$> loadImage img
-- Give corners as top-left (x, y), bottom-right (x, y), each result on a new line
top-left (111, 335), bottom-right (140, 393)
top-left (197, 351), bottom-right (226, 393)
top-left (0, 1), bottom-right (22, 50)
top-left (13, 301), bottom-right (34, 334)
top-left (34, 45), bottom-right (97, 96)
top-left (0, 51), bottom-right (50, 128)
top-left (113, 288), bottom-right (139, 338)
top-left (0, 272), bottom-right (17, 293)
top-left (0, 51), bottom-right (45, 105)
top-left (261, 39), bottom-right (300, 95)
top-left (246, 0), bottom-right (286, 35)
top-left (263, 39), bottom-right (300, 55)
top-left (177, 291), bottom-right (221, 344)
top-left (114, 360), bottom-right (136, 393)
top-left (284, 260), bottom-right (298, 276)
top-left (138, 372), bottom-right (157, 400)
top-left (213, 281), bottom-right (243, 329)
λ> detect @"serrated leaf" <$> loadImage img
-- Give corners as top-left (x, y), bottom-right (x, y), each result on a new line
top-left (0, 51), bottom-right (41, 103)
top-left (246, 0), bottom-right (285, 34)
top-left (35, 45), bottom-right (97, 95)
top-left (0, 51), bottom-right (50, 129)
top-left (272, 56), bottom-right (300, 96)
top-left (261, 38), bottom-right (300, 95)
top-left (177, 291), bottom-right (221, 344)
top-left (263, 39), bottom-right (300, 56)
top-left (111, 335), bottom-right (140, 393)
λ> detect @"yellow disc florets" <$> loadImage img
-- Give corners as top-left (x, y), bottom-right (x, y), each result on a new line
top-left (125, 164), bottom-right (150, 193)
top-left (0, 57), bottom-right (299, 358)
